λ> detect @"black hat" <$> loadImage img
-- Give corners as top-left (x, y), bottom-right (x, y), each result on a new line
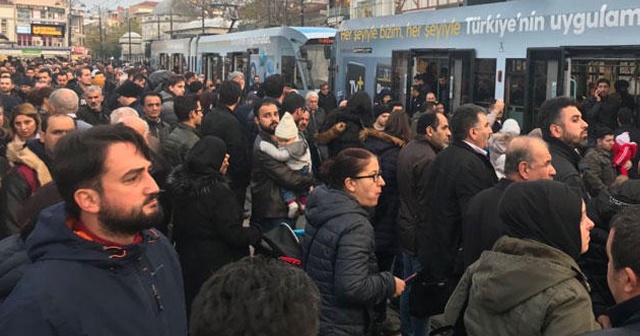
top-left (187, 136), bottom-right (227, 175)
top-left (117, 80), bottom-right (143, 98)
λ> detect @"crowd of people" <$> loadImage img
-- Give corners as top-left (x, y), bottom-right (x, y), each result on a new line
top-left (0, 55), bottom-right (638, 336)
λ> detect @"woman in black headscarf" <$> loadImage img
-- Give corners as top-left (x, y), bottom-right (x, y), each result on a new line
top-left (445, 180), bottom-right (600, 335)
top-left (167, 135), bottom-right (262, 310)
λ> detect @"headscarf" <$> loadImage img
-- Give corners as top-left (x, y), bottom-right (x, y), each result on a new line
top-left (186, 136), bottom-right (227, 176)
top-left (499, 180), bottom-right (583, 260)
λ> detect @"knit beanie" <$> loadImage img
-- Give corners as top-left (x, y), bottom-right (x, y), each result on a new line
top-left (275, 112), bottom-right (298, 140)
top-left (187, 136), bottom-right (227, 175)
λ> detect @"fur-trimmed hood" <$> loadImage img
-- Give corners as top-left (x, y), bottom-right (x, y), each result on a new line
top-left (166, 164), bottom-right (229, 200)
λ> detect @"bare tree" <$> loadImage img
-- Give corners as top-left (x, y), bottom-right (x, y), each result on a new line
top-left (238, 0), bottom-right (299, 27)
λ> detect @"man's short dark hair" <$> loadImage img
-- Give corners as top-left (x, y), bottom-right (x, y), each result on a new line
top-left (52, 125), bottom-right (151, 217)
top-left (132, 73), bottom-right (145, 82)
top-left (174, 94), bottom-right (199, 122)
top-left (538, 97), bottom-right (577, 138)
top-left (166, 74), bottom-right (186, 88)
top-left (190, 256), bottom-right (320, 336)
top-left (597, 78), bottom-right (611, 86)
top-left (41, 113), bottom-right (74, 133)
top-left (185, 71), bottom-right (196, 80)
top-left (74, 66), bottom-right (90, 78)
top-left (416, 112), bottom-right (440, 136)
top-left (216, 80), bottom-right (242, 107)
top-left (595, 126), bottom-right (614, 140)
top-left (141, 92), bottom-right (162, 105)
top-left (610, 206), bottom-right (640, 275)
top-left (450, 104), bottom-right (485, 142)
top-left (263, 74), bottom-right (284, 99)
top-left (38, 68), bottom-right (52, 77)
top-left (255, 99), bottom-right (278, 118)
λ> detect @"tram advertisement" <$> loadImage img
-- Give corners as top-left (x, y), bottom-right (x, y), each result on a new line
top-left (346, 62), bottom-right (366, 99)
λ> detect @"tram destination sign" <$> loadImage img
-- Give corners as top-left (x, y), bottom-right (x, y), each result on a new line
top-left (31, 24), bottom-right (65, 37)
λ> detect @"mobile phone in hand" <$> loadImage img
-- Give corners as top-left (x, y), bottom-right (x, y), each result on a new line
top-left (404, 272), bottom-right (418, 284)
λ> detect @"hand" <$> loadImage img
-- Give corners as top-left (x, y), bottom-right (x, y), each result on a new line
top-left (623, 160), bottom-right (633, 171)
top-left (393, 277), bottom-right (406, 297)
top-left (339, 100), bottom-right (348, 107)
top-left (597, 314), bottom-right (611, 329)
top-left (593, 89), bottom-right (602, 101)
top-left (335, 122), bottom-right (346, 132)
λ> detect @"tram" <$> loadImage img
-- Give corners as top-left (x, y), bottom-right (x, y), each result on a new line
top-left (150, 26), bottom-right (336, 94)
top-left (334, 0), bottom-right (640, 130)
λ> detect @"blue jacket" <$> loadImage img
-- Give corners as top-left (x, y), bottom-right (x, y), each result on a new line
top-left (302, 185), bottom-right (395, 336)
top-left (0, 203), bottom-right (188, 336)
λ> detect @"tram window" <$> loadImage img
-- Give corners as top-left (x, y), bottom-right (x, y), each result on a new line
top-left (473, 59), bottom-right (496, 107)
top-left (505, 59), bottom-right (526, 109)
top-left (282, 56), bottom-right (304, 90)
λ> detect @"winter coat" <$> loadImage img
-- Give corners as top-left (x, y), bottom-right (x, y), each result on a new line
top-left (363, 129), bottom-right (405, 254)
top-left (0, 203), bottom-right (188, 336)
top-left (584, 95), bottom-right (621, 137)
top-left (162, 123), bottom-right (200, 167)
top-left (166, 165), bottom-right (262, 308)
top-left (317, 110), bottom-right (368, 158)
top-left (396, 137), bottom-right (439, 256)
top-left (76, 105), bottom-right (111, 126)
top-left (0, 140), bottom-right (52, 239)
top-left (417, 140), bottom-right (498, 282)
top-left (159, 90), bottom-right (178, 126)
top-left (583, 296), bottom-right (640, 335)
top-left (200, 106), bottom-right (251, 206)
top-left (0, 234), bottom-right (27, 305)
top-left (444, 236), bottom-right (599, 336)
top-left (251, 130), bottom-right (314, 221)
top-left (489, 133), bottom-right (517, 179)
top-left (461, 178), bottom-right (513, 268)
top-left (581, 146), bottom-right (616, 198)
top-left (545, 136), bottom-right (590, 200)
top-left (318, 90), bottom-right (338, 113)
top-left (302, 185), bottom-right (396, 336)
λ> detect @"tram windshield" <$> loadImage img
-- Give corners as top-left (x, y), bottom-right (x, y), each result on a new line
top-left (301, 43), bottom-right (331, 90)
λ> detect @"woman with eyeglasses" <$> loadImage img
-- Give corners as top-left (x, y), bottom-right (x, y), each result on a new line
top-left (302, 147), bottom-right (405, 336)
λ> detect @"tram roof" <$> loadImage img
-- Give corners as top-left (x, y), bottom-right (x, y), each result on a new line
top-left (198, 26), bottom-right (337, 45)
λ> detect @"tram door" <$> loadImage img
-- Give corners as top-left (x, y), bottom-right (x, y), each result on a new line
top-left (524, 48), bottom-right (564, 131)
top-left (397, 49), bottom-right (474, 116)
top-left (202, 53), bottom-right (223, 81)
top-left (224, 52), bottom-right (249, 79)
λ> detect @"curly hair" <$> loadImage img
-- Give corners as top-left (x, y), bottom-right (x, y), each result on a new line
top-left (190, 256), bottom-right (321, 336)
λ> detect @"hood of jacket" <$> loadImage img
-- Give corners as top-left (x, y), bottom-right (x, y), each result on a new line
top-left (305, 185), bottom-right (369, 229)
top-left (26, 203), bottom-right (160, 269)
top-left (166, 164), bottom-right (228, 200)
top-left (6, 140), bottom-right (52, 186)
top-left (468, 236), bottom-right (588, 314)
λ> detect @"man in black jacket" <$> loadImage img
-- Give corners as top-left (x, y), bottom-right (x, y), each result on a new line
top-left (250, 100), bottom-right (313, 232)
top-left (416, 104), bottom-right (497, 315)
top-left (462, 136), bottom-right (556, 268)
top-left (200, 80), bottom-right (249, 208)
top-left (540, 97), bottom-right (590, 200)
top-left (397, 112), bottom-right (450, 334)
top-left (584, 206), bottom-right (640, 334)
top-left (583, 78), bottom-right (620, 145)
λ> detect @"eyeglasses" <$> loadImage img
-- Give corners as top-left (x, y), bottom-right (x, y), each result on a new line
top-left (350, 172), bottom-right (383, 183)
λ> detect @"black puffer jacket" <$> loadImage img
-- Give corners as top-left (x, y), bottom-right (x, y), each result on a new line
top-left (545, 136), bottom-right (589, 200)
top-left (302, 185), bottom-right (396, 336)
top-left (166, 165), bottom-right (262, 308)
top-left (364, 131), bottom-right (404, 254)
